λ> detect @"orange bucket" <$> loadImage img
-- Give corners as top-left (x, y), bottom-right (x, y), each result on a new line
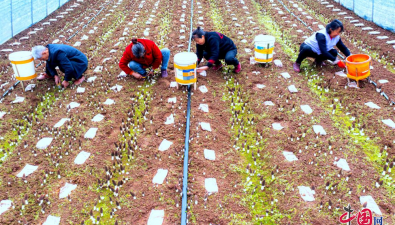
top-left (345, 54), bottom-right (371, 81)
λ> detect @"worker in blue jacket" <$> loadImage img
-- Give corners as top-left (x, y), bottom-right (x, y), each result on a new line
top-left (293, 19), bottom-right (351, 72)
top-left (192, 27), bottom-right (241, 74)
top-left (32, 44), bottom-right (88, 88)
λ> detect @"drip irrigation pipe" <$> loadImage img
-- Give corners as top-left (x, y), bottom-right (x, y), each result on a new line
top-left (180, 0), bottom-right (195, 224)
top-left (66, 0), bottom-right (113, 41)
top-left (274, 0), bottom-right (395, 105)
top-left (0, 81), bottom-right (20, 100)
top-left (1, 0), bottom-right (113, 99)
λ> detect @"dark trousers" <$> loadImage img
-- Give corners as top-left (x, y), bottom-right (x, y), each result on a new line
top-left (203, 49), bottom-right (239, 66)
top-left (296, 43), bottom-right (337, 64)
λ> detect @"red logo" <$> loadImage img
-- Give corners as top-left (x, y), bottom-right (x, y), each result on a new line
top-left (339, 204), bottom-right (373, 225)
top-left (216, 32), bottom-right (224, 39)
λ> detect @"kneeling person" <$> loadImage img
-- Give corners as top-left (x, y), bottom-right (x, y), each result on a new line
top-left (119, 38), bottom-right (170, 79)
top-left (293, 19), bottom-right (350, 72)
top-left (32, 44), bottom-right (88, 88)
top-left (192, 27), bottom-right (241, 74)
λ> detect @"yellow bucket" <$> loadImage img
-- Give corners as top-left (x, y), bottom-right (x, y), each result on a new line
top-left (9, 51), bottom-right (37, 81)
top-left (346, 54), bottom-right (371, 81)
top-left (174, 52), bottom-right (197, 85)
top-left (254, 34), bottom-right (275, 63)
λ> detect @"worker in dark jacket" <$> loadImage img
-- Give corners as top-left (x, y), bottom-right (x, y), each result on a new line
top-left (32, 44), bottom-right (87, 87)
top-left (293, 19), bottom-right (351, 72)
top-left (192, 27), bottom-right (241, 73)
top-left (119, 38), bottom-right (170, 79)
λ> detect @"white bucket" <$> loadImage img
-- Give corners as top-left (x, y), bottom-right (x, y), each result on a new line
top-left (9, 51), bottom-right (37, 81)
top-left (174, 52), bottom-right (197, 85)
top-left (254, 35), bottom-right (275, 63)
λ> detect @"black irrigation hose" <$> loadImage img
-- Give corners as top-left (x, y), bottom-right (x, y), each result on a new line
top-left (180, 0), bottom-right (195, 223)
top-left (0, 81), bottom-right (20, 100)
top-left (275, 0), bottom-right (395, 105)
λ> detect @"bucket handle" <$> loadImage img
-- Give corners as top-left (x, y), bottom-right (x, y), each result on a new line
top-left (362, 70), bottom-right (369, 74)
top-left (13, 63), bottom-right (25, 91)
top-left (369, 61), bottom-right (372, 77)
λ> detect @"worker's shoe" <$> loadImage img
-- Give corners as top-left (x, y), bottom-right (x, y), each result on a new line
top-left (293, 63), bottom-right (301, 72)
top-left (37, 73), bottom-right (53, 80)
top-left (315, 60), bottom-right (326, 67)
top-left (234, 63), bottom-right (242, 73)
top-left (74, 76), bottom-right (85, 85)
top-left (212, 62), bottom-right (223, 71)
top-left (161, 69), bottom-right (168, 78)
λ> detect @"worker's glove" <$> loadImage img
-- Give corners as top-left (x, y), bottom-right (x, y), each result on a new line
top-left (62, 80), bottom-right (69, 88)
top-left (54, 75), bottom-right (60, 85)
top-left (334, 58), bottom-right (346, 68)
top-left (147, 69), bottom-right (154, 76)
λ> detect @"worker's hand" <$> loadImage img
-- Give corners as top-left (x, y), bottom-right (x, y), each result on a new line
top-left (333, 58), bottom-right (340, 64)
top-left (131, 72), bottom-right (144, 80)
top-left (196, 66), bottom-right (209, 73)
top-left (54, 75), bottom-right (60, 85)
top-left (147, 69), bottom-right (154, 76)
top-left (62, 80), bottom-right (69, 88)
top-left (196, 68), bottom-right (204, 73)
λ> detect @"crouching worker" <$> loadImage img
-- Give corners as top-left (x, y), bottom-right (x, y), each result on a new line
top-left (32, 44), bottom-right (87, 88)
top-left (119, 38), bottom-right (170, 79)
top-left (192, 27), bottom-right (241, 74)
top-left (293, 19), bottom-right (351, 72)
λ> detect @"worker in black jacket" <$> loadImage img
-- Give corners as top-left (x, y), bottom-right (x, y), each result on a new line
top-left (192, 27), bottom-right (241, 73)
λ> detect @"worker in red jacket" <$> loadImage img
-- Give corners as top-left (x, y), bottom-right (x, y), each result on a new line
top-left (119, 38), bottom-right (170, 79)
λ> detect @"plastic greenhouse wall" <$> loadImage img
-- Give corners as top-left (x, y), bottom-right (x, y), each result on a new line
top-left (333, 0), bottom-right (395, 33)
top-left (0, 0), bottom-right (71, 45)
